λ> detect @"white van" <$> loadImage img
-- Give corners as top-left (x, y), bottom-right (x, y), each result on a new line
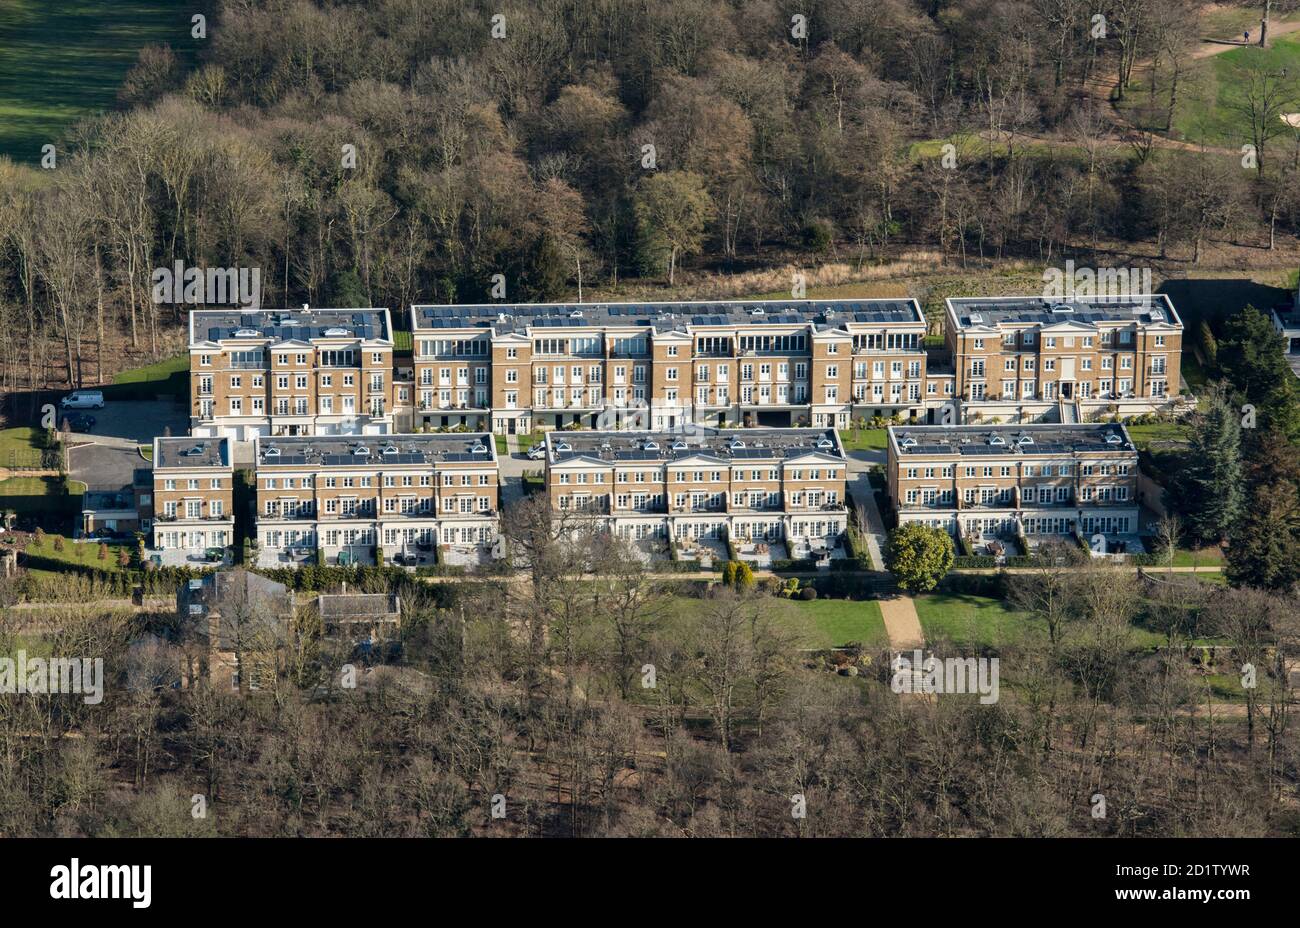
top-left (61, 390), bottom-right (105, 410)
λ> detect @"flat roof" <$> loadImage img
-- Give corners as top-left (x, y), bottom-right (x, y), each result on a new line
top-left (155, 437), bottom-right (229, 469)
top-left (255, 432), bottom-right (495, 467)
top-left (190, 308), bottom-right (391, 344)
top-left (889, 423), bottom-right (1135, 456)
top-left (947, 295), bottom-right (1181, 329)
top-left (412, 298), bottom-right (924, 336)
top-left (546, 427), bottom-right (844, 464)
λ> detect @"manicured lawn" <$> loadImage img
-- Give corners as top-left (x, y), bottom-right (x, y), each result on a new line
top-left (0, 426), bottom-right (47, 469)
top-left (1124, 422), bottom-right (1190, 450)
top-left (23, 532), bottom-right (131, 571)
top-left (0, 476), bottom-right (80, 515)
top-left (0, 0), bottom-right (202, 164)
top-left (838, 428), bottom-right (888, 452)
top-left (516, 432), bottom-right (543, 453)
top-left (663, 594), bottom-right (887, 649)
top-left (914, 593), bottom-right (1043, 649)
top-left (785, 597), bottom-right (888, 649)
top-left (106, 353), bottom-right (188, 400)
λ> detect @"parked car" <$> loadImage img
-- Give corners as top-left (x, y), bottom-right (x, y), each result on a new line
top-left (526, 443), bottom-right (547, 460)
top-left (60, 390), bottom-right (105, 409)
top-left (61, 413), bottom-right (96, 432)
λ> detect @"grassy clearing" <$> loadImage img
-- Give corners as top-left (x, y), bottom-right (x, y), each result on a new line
top-left (23, 532), bottom-right (131, 571)
top-left (0, 0), bottom-right (202, 164)
top-left (838, 428), bottom-right (888, 452)
top-left (664, 594), bottom-right (887, 649)
top-left (914, 593), bottom-right (1043, 649)
top-left (0, 426), bottom-right (46, 469)
top-left (105, 353), bottom-right (188, 400)
top-left (1119, 25), bottom-right (1300, 148)
top-left (0, 476), bottom-right (80, 515)
top-left (494, 434), bottom-right (508, 455)
top-left (785, 598), bottom-right (888, 648)
top-left (1124, 421), bottom-right (1190, 449)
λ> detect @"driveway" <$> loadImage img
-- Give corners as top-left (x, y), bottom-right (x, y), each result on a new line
top-left (68, 399), bottom-right (188, 448)
top-left (68, 442), bottom-right (145, 491)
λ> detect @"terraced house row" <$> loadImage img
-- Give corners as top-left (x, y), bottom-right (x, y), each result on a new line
top-left (411, 299), bottom-right (933, 433)
top-left (542, 427), bottom-right (850, 555)
top-left (251, 433), bottom-right (500, 567)
top-left (186, 296), bottom-right (1184, 440)
top-left (945, 295), bottom-right (1183, 422)
top-left (886, 423), bottom-right (1142, 546)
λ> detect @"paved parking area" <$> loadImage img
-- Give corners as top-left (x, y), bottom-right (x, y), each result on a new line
top-left (72, 399), bottom-right (188, 447)
top-left (68, 441), bottom-right (145, 491)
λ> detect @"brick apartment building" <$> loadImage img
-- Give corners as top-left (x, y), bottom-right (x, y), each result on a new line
top-left (188, 307), bottom-right (395, 439)
top-left (410, 299), bottom-right (940, 434)
top-left (151, 436), bottom-right (235, 561)
top-left (251, 432), bottom-right (499, 567)
top-left (542, 427), bottom-right (850, 553)
top-left (944, 295), bottom-right (1183, 423)
top-left (886, 423), bottom-right (1141, 545)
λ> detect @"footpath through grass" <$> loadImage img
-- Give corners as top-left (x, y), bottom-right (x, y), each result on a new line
top-left (0, 0), bottom-right (202, 163)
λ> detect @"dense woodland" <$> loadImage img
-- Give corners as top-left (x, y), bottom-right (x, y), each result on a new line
top-left (2, 0), bottom-right (1300, 395)
top-left (0, 500), bottom-right (1298, 838)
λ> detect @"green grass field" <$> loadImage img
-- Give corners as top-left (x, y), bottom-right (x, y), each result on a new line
top-left (23, 531), bottom-right (131, 570)
top-left (785, 598), bottom-right (888, 648)
top-left (104, 352), bottom-right (189, 399)
top-left (914, 593), bottom-right (1042, 649)
top-left (837, 428), bottom-right (888, 452)
top-left (0, 426), bottom-right (46, 469)
top-left (0, 0), bottom-right (202, 164)
top-left (1124, 421), bottom-right (1190, 450)
top-left (664, 594), bottom-right (887, 649)
top-left (1119, 24), bottom-right (1300, 149)
top-left (516, 432), bottom-right (543, 453)
top-left (0, 475), bottom-right (78, 514)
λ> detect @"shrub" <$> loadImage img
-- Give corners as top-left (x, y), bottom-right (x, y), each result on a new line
top-left (97, 542), bottom-right (108, 561)
top-left (799, 586), bottom-right (817, 600)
